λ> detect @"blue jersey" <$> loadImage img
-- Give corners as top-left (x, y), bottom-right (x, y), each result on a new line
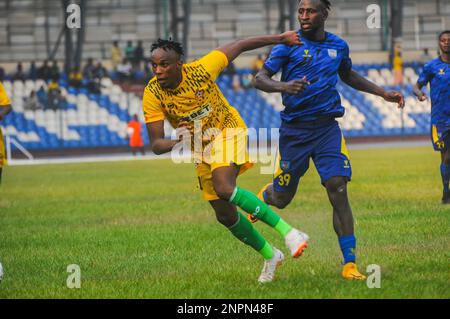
top-left (417, 58), bottom-right (450, 127)
top-left (264, 31), bottom-right (352, 123)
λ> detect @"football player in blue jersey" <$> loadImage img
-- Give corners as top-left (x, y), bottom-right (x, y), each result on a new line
top-left (414, 30), bottom-right (450, 204)
top-left (251, 0), bottom-right (405, 280)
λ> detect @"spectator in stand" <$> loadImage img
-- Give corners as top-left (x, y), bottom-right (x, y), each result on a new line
top-left (37, 60), bottom-right (51, 81)
top-left (94, 61), bottom-right (108, 80)
top-left (127, 114), bottom-right (145, 156)
top-left (13, 62), bottom-right (26, 82)
top-left (83, 58), bottom-right (96, 81)
top-left (133, 40), bottom-right (144, 70)
top-left (36, 85), bottom-right (48, 108)
top-left (252, 54), bottom-right (265, 73)
top-left (241, 73), bottom-right (253, 89)
top-left (111, 41), bottom-right (122, 70)
top-left (49, 60), bottom-right (60, 81)
top-left (28, 61), bottom-right (38, 80)
top-left (47, 80), bottom-right (63, 111)
top-left (68, 67), bottom-right (83, 89)
top-left (393, 50), bottom-right (404, 86)
top-left (24, 90), bottom-right (42, 111)
top-left (124, 41), bottom-right (135, 62)
top-left (143, 58), bottom-right (154, 82)
top-left (419, 48), bottom-right (432, 66)
top-left (117, 58), bottom-right (132, 83)
top-left (232, 74), bottom-right (242, 92)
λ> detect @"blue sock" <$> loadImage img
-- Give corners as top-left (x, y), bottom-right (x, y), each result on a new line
top-left (338, 235), bottom-right (356, 264)
top-left (440, 164), bottom-right (450, 193)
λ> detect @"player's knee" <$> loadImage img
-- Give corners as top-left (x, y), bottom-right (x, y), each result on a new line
top-left (326, 177), bottom-right (347, 196)
top-left (213, 183), bottom-right (235, 201)
top-left (271, 193), bottom-right (294, 209)
top-left (215, 210), bottom-right (237, 227)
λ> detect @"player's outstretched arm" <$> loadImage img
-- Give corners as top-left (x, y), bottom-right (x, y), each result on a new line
top-left (0, 105), bottom-right (12, 121)
top-left (216, 31), bottom-right (302, 63)
top-left (413, 82), bottom-right (428, 101)
top-left (339, 69), bottom-right (405, 109)
top-left (147, 120), bottom-right (178, 155)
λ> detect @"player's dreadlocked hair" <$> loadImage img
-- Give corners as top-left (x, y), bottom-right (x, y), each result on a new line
top-left (150, 38), bottom-right (184, 57)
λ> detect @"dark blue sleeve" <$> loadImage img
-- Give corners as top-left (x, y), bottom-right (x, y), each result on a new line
top-left (417, 62), bottom-right (433, 87)
top-left (338, 43), bottom-right (352, 73)
top-left (263, 44), bottom-right (289, 74)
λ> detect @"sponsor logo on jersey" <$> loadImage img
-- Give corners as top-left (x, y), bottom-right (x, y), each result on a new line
top-left (303, 49), bottom-right (312, 58)
top-left (181, 104), bottom-right (212, 122)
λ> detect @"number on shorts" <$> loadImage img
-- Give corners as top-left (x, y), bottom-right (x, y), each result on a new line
top-left (277, 173), bottom-right (291, 187)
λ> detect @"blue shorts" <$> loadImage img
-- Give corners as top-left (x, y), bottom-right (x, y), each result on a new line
top-left (431, 124), bottom-right (450, 152)
top-left (273, 119), bottom-right (352, 193)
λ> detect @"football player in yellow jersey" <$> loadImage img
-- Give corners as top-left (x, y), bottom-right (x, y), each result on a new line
top-left (0, 82), bottom-right (13, 184)
top-left (143, 34), bottom-right (310, 283)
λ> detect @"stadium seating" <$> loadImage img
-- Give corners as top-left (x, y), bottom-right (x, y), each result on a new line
top-left (1, 62), bottom-right (431, 152)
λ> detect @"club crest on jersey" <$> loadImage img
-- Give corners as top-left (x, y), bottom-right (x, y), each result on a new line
top-left (328, 49), bottom-right (337, 59)
top-left (302, 49), bottom-right (312, 58)
top-left (439, 69), bottom-right (445, 75)
top-left (195, 89), bottom-right (204, 99)
top-left (280, 160), bottom-right (291, 170)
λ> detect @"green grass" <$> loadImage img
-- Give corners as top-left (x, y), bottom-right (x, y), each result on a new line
top-left (0, 147), bottom-right (449, 298)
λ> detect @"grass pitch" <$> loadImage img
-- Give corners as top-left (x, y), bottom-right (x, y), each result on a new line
top-left (0, 146), bottom-right (448, 298)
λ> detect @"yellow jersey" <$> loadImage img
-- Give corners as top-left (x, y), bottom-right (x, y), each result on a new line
top-left (0, 82), bottom-right (11, 107)
top-left (142, 50), bottom-right (246, 148)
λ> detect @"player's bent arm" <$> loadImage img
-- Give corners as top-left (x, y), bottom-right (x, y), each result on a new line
top-left (253, 67), bottom-right (286, 93)
top-left (217, 31), bottom-right (301, 63)
top-left (0, 105), bottom-right (12, 120)
top-left (253, 67), bottom-right (310, 94)
top-left (147, 120), bottom-right (178, 155)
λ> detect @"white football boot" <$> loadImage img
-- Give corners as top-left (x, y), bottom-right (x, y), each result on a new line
top-left (285, 228), bottom-right (309, 258)
top-left (258, 247), bottom-right (284, 283)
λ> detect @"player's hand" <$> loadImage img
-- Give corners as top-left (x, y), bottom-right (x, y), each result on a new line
top-left (282, 76), bottom-right (310, 95)
top-left (414, 90), bottom-right (428, 102)
top-left (383, 91), bottom-right (405, 109)
top-left (177, 119), bottom-right (193, 141)
top-left (280, 31), bottom-right (303, 46)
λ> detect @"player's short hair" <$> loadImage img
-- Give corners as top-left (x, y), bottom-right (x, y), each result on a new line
top-left (439, 30), bottom-right (450, 40)
top-left (320, 0), bottom-right (332, 11)
top-left (299, 0), bottom-right (332, 11)
top-left (150, 38), bottom-right (184, 57)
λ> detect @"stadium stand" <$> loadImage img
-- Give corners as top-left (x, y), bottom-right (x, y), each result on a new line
top-left (1, 61), bottom-right (430, 152)
top-left (0, 0), bottom-right (446, 154)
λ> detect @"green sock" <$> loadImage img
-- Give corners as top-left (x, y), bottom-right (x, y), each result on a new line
top-left (229, 212), bottom-right (274, 260)
top-left (230, 187), bottom-right (293, 237)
